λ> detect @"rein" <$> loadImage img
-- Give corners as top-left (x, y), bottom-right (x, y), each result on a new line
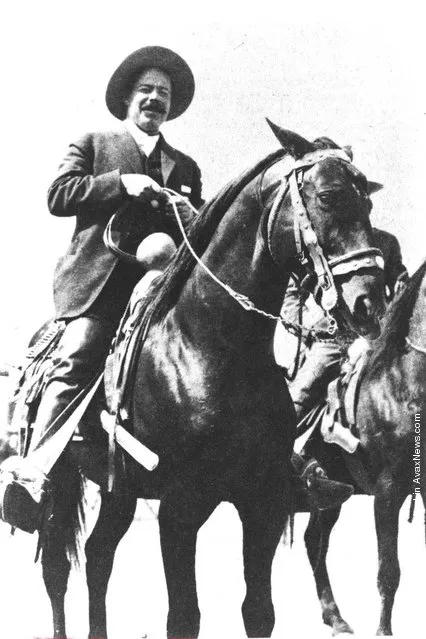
top-left (162, 189), bottom-right (311, 339)
top-left (103, 148), bottom-right (384, 342)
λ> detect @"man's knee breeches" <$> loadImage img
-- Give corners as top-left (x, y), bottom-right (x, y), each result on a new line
top-left (45, 316), bottom-right (116, 388)
top-left (31, 317), bottom-right (116, 439)
top-left (289, 340), bottom-right (344, 415)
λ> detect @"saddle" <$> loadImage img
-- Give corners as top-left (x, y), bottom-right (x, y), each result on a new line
top-left (0, 320), bottom-right (65, 532)
top-left (103, 280), bottom-right (156, 420)
top-left (9, 320), bottom-right (66, 455)
top-left (0, 295), bottom-right (154, 532)
top-left (102, 276), bottom-right (161, 489)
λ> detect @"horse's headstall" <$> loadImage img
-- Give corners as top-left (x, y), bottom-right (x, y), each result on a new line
top-left (268, 148), bottom-right (384, 315)
top-left (281, 148), bottom-right (352, 178)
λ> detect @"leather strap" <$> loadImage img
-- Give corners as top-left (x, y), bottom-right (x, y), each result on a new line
top-left (329, 248), bottom-right (384, 276)
top-left (283, 149), bottom-right (352, 177)
top-left (28, 373), bottom-right (103, 475)
top-left (289, 170), bottom-right (338, 312)
top-left (103, 213), bottom-right (140, 264)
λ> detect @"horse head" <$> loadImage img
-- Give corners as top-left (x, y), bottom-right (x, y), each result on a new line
top-left (266, 120), bottom-right (386, 338)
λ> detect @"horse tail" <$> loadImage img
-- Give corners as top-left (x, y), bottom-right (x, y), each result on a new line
top-left (39, 450), bottom-right (86, 567)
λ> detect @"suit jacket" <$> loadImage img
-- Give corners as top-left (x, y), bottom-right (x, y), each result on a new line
top-left (48, 128), bottom-right (203, 319)
top-left (372, 227), bottom-right (407, 299)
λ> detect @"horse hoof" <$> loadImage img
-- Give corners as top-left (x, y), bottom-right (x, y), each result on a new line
top-left (331, 620), bottom-right (354, 636)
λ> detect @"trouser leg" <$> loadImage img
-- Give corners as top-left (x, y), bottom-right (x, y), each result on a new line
top-left (29, 317), bottom-right (116, 451)
top-left (289, 339), bottom-right (343, 422)
top-left (290, 339), bottom-right (353, 510)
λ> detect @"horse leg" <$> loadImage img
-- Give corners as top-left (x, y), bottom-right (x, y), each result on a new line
top-left (85, 491), bottom-right (137, 639)
top-left (41, 456), bottom-right (83, 639)
top-left (235, 488), bottom-right (288, 638)
top-left (158, 486), bottom-right (220, 638)
top-left (304, 507), bottom-right (353, 635)
top-left (374, 478), bottom-right (406, 636)
top-left (42, 529), bottom-right (71, 639)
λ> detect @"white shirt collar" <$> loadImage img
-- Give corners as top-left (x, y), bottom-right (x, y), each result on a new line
top-left (124, 119), bottom-right (160, 157)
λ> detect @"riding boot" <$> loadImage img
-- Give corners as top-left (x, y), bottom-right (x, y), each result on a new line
top-left (291, 451), bottom-right (354, 511)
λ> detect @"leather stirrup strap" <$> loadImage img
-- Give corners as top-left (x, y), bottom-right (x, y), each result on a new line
top-left (28, 373), bottom-right (103, 475)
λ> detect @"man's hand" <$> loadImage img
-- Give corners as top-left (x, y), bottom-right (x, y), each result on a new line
top-left (121, 174), bottom-right (163, 208)
top-left (164, 195), bottom-right (196, 230)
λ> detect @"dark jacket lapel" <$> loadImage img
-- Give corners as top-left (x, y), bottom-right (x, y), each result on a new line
top-left (117, 128), bottom-right (146, 173)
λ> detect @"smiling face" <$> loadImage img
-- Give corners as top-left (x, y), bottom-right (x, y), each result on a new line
top-left (125, 68), bottom-right (172, 134)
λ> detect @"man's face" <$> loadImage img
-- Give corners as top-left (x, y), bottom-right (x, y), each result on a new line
top-left (125, 68), bottom-right (172, 134)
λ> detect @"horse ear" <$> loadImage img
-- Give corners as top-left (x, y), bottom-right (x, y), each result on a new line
top-left (343, 145), bottom-right (353, 160)
top-left (367, 181), bottom-right (383, 195)
top-left (265, 118), bottom-right (314, 158)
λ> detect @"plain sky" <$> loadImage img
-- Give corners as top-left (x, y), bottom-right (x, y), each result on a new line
top-left (1, 0), bottom-right (424, 361)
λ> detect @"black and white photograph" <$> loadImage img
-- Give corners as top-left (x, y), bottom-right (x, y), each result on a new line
top-left (0, 1), bottom-right (424, 637)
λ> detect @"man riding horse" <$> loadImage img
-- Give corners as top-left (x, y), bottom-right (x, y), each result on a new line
top-left (3, 48), bottom-right (361, 524)
top-left (26, 46), bottom-right (202, 455)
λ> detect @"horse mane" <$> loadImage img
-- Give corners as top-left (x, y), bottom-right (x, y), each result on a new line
top-left (138, 148), bottom-right (286, 324)
top-left (136, 135), bottom-right (347, 326)
top-left (368, 259), bottom-right (426, 371)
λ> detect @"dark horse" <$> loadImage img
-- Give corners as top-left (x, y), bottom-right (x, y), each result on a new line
top-left (300, 259), bottom-right (426, 636)
top-left (38, 124), bottom-right (386, 639)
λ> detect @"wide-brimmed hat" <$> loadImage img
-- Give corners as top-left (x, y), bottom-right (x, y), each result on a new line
top-left (106, 46), bottom-right (195, 121)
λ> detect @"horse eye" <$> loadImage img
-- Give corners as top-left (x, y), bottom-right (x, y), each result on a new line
top-left (318, 192), bottom-right (338, 207)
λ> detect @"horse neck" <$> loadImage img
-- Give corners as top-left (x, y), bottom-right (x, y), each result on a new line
top-left (359, 271), bottom-right (426, 425)
top-left (407, 277), bottom-right (426, 351)
top-left (174, 187), bottom-right (289, 350)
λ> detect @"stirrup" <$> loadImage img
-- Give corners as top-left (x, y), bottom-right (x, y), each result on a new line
top-left (321, 419), bottom-right (360, 453)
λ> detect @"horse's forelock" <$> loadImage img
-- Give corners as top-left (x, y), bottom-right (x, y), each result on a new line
top-left (346, 163), bottom-right (369, 194)
top-left (312, 137), bottom-right (341, 150)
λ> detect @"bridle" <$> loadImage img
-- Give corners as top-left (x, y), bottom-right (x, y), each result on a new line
top-left (104, 148), bottom-right (384, 339)
top-left (267, 148), bottom-right (384, 332)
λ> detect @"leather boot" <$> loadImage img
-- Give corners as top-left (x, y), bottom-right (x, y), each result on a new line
top-left (291, 452), bottom-right (354, 511)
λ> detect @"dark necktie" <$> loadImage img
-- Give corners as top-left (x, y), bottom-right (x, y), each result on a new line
top-left (142, 142), bottom-right (164, 187)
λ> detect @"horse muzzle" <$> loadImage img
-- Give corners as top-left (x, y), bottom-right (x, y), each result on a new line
top-left (337, 270), bottom-right (386, 339)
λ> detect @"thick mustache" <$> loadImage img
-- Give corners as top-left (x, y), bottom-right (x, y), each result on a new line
top-left (141, 102), bottom-right (166, 114)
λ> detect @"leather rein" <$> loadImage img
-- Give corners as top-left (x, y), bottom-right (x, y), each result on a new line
top-left (103, 149), bottom-right (384, 340)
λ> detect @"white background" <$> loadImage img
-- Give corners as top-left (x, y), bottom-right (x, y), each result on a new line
top-left (0, 1), bottom-right (425, 637)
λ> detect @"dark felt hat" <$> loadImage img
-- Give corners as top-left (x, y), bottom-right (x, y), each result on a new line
top-left (105, 46), bottom-right (195, 121)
